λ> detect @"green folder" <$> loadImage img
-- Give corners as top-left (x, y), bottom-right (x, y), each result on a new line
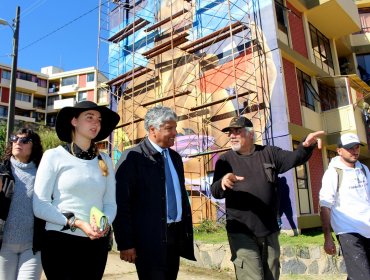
top-left (90, 206), bottom-right (108, 231)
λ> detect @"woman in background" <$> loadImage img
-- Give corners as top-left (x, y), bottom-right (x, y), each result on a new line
top-left (0, 128), bottom-right (44, 280)
top-left (33, 101), bottom-right (119, 280)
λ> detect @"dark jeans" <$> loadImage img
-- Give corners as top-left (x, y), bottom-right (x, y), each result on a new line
top-left (228, 231), bottom-right (280, 280)
top-left (338, 233), bottom-right (370, 280)
top-left (41, 230), bottom-right (109, 280)
top-left (135, 222), bottom-right (182, 280)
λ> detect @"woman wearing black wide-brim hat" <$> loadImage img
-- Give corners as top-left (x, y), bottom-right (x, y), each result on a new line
top-left (33, 101), bottom-right (120, 280)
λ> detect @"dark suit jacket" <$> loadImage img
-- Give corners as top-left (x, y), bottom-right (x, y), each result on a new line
top-left (113, 137), bottom-right (195, 268)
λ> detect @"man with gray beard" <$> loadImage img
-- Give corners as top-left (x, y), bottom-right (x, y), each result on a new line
top-left (211, 116), bottom-right (323, 280)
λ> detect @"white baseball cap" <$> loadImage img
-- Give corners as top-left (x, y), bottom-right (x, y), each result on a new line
top-left (337, 133), bottom-right (363, 149)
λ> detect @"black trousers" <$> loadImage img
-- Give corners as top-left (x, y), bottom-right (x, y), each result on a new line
top-left (41, 230), bottom-right (109, 280)
top-left (135, 222), bottom-right (182, 280)
top-left (338, 233), bottom-right (370, 280)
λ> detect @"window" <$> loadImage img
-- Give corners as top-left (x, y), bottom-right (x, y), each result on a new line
top-left (61, 76), bottom-right (77, 86)
top-left (15, 92), bottom-right (31, 103)
top-left (357, 54), bottom-right (370, 84)
top-left (17, 71), bottom-right (35, 82)
top-left (318, 78), bottom-right (349, 111)
top-left (358, 8), bottom-right (370, 34)
top-left (48, 83), bottom-right (59, 93)
top-left (37, 78), bottom-right (47, 88)
top-left (47, 114), bottom-right (57, 127)
top-left (78, 91), bottom-right (87, 101)
top-left (97, 88), bottom-right (108, 104)
top-left (309, 24), bottom-right (334, 75)
top-left (293, 141), bottom-right (311, 215)
top-left (296, 69), bottom-right (319, 111)
top-left (0, 106), bottom-right (7, 117)
top-left (33, 97), bottom-right (46, 108)
top-left (110, 5), bottom-right (124, 30)
top-left (32, 112), bottom-right (45, 122)
top-left (87, 73), bottom-right (95, 82)
top-left (1, 70), bottom-right (10, 80)
top-left (47, 95), bottom-right (59, 106)
top-left (275, 0), bottom-right (290, 45)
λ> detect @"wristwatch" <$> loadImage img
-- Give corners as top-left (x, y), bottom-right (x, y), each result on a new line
top-left (62, 212), bottom-right (77, 232)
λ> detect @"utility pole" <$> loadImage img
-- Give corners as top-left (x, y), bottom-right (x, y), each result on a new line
top-left (6, 6), bottom-right (20, 142)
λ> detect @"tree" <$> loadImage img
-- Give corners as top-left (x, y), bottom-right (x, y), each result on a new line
top-left (37, 125), bottom-right (62, 151)
top-left (0, 121), bottom-right (6, 156)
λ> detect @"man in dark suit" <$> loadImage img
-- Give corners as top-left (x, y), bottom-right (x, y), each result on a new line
top-left (113, 106), bottom-right (195, 280)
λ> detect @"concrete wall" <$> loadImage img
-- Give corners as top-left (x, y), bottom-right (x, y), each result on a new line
top-left (182, 242), bottom-right (346, 276)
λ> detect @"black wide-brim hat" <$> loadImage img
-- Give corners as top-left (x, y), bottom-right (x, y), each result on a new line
top-left (56, 101), bottom-right (120, 142)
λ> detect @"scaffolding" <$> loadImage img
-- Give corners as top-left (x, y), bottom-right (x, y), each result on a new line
top-left (98, 0), bottom-right (273, 224)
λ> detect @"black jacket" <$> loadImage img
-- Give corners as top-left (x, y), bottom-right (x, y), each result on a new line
top-left (113, 137), bottom-right (195, 268)
top-left (0, 160), bottom-right (45, 253)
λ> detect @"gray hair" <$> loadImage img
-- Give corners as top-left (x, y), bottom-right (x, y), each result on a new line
top-left (144, 106), bottom-right (177, 131)
top-left (245, 127), bottom-right (256, 142)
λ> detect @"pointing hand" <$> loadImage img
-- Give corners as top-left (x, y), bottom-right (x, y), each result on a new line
top-left (221, 173), bottom-right (244, 190)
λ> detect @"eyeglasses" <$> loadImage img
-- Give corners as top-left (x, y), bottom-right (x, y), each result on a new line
top-left (10, 135), bottom-right (32, 144)
top-left (226, 128), bottom-right (244, 136)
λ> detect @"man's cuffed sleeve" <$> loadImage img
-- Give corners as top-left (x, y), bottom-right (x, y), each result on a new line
top-left (211, 156), bottom-right (232, 199)
top-left (319, 168), bottom-right (338, 209)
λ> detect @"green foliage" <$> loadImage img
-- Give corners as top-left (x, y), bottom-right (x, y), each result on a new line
top-left (279, 228), bottom-right (331, 247)
top-left (194, 220), bottom-right (228, 243)
top-left (0, 121), bottom-right (61, 157)
top-left (195, 219), bottom-right (225, 234)
top-left (0, 121), bottom-right (6, 156)
top-left (193, 221), bottom-right (329, 247)
top-left (37, 125), bottom-right (62, 151)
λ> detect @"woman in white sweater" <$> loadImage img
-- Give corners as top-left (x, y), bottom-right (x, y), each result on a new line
top-left (33, 101), bottom-right (120, 280)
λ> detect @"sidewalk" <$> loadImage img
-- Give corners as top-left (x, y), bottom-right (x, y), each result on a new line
top-left (41, 251), bottom-right (346, 280)
top-left (102, 251), bottom-right (234, 280)
top-left (102, 251), bottom-right (346, 280)
top-left (41, 251), bottom-right (234, 280)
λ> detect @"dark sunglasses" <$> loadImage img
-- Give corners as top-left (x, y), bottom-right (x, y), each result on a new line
top-left (10, 135), bottom-right (32, 144)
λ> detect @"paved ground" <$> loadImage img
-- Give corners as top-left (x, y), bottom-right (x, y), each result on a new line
top-left (42, 251), bottom-right (347, 280)
top-left (41, 251), bottom-right (233, 280)
top-left (101, 252), bottom-right (234, 280)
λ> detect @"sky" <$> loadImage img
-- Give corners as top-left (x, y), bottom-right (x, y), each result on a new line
top-left (0, 1), bottom-right (103, 73)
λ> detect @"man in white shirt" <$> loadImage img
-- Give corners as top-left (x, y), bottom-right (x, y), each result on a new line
top-left (320, 133), bottom-right (370, 280)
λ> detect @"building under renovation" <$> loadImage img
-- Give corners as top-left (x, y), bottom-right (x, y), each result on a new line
top-left (97, 0), bottom-right (370, 232)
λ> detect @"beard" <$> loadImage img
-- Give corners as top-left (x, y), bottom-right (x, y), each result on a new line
top-left (231, 142), bottom-right (241, 152)
top-left (342, 155), bottom-right (358, 165)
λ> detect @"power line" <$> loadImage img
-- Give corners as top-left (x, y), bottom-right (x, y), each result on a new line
top-left (19, 1), bottom-right (109, 52)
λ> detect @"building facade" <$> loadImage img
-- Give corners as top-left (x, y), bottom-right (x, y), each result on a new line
top-left (0, 64), bottom-right (109, 126)
top-left (100, 0), bottom-right (370, 230)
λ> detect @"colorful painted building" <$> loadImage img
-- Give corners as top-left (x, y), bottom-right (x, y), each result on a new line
top-left (0, 64), bottom-right (110, 148)
top-left (100, 0), bottom-right (370, 231)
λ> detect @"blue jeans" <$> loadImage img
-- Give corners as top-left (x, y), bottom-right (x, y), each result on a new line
top-left (228, 231), bottom-right (280, 280)
top-left (0, 242), bottom-right (42, 280)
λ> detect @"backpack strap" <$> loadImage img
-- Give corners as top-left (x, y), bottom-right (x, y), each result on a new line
top-left (334, 164), bottom-right (366, 196)
top-left (361, 164), bottom-right (367, 178)
top-left (334, 167), bottom-right (343, 193)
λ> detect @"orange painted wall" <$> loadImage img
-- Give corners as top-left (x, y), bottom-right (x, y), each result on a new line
top-left (88, 89), bottom-right (94, 101)
top-left (79, 74), bottom-right (87, 88)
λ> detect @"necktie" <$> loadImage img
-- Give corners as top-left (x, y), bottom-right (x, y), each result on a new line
top-left (163, 149), bottom-right (177, 220)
